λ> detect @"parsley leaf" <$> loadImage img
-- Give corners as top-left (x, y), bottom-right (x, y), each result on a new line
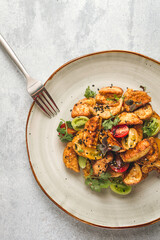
top-left (85, 171), bottom-right (111, 192)
top-left (66, 121), bottom-right (73, 129)
top-left (84, 86), bottom-right (96, 98)
top-left (57, 119), bottom-right (74, 142)
top-left (102, 114), bottom-right (120, 130)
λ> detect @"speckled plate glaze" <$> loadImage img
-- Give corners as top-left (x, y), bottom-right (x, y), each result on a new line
top-left (26, 51), bottom-right (160, 228)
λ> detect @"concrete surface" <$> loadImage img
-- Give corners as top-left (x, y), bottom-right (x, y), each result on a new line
top-left (1, 0), bottom-right (160, 239)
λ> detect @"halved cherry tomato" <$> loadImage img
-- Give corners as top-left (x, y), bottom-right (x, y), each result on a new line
top-left (59, 123), bottom-right (76, 136)
top-left (111, 124), bottom-right (129, 138)
top-left (110, 155), bottom-right (129, 173)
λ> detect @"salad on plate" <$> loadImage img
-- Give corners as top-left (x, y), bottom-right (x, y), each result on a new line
top-left (57, 85), bottom-right (160, 195)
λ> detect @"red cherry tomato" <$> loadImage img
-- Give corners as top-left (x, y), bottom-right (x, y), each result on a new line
top-left (59, 123), bottom-right (76, 136)
top-left (110, 156), bottom-right (129, 173)
top-left (111, 124), bottom-right (129, 138)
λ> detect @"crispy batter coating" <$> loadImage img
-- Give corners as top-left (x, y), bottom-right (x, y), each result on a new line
top-left (138, 137), bottom-right (159, 174)
top-left (120, 139), bottom-right (151, 162)
top-left (63, 142), bottom-right (80, 172)
top-left (71, 98), bottom-right (96, 118)
top-left (134, 104), bottom-right (153, 120)
top-left (72, 130), bottom-right (102, 160)
top-left (92, 152), bottom-right (113, 176)
top-left (118, 112), bottom-right (143, 125)
top-left (95, 94), bottom-right (120, 106)
top-left (83, 116), bottom-right (102, 148)
top-left (99, 86), bottom-right (123, 98)
top-left (133, 124), bottom-right (143, 142)
top-left (140, 137), bottom-right (159, 164)
top-left (90, 98), bottom-right (123, 119)
top-left (107, 167), bottom-right (124, 178)
top-left (123, 88), bottom-right (151, 112)
top-left (123, 163), bottom-right (142, 185)
top-left (99, 129), bottom-right (125, 152)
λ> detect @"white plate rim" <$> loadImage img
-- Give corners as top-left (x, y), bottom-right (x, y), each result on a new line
top-left (26, 50), bottom-right (160, 229)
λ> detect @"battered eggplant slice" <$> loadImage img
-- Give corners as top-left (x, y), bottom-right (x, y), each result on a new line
top-left (92, 152), bottom-right (113, 176)
top-left (71, 98), bottom-right (96, 118)
top-left (63, 142), bottom-right (80, 172)
top-left (107, 167), bottom-right (124, 178)
top-left (139, 137), bottom-right (159, 164)
top-left (138, 137), bottom-right (159, 174)
top-left (120, 139), bottom-right (151, 162)
top-left (83, 116), bottom-right (102, 148)
top-left (99, 86), bottom-right (123, 98)
top-left (123, 88), bottom-right (151, 112)
top-left (90, 98), bottom-right (123, 119)
top-left (123, 163), bottom-right (142, 185)
top-left (134, 104), bottom-right (153, 120)
top-left (95, 94), bottom-right (120, 107)
top-left (99, 129), bottom-right (125, 152)
top-left (118, 112), bottom-right (143, 125)
top-left (72, 130), bottom-right (102, 160)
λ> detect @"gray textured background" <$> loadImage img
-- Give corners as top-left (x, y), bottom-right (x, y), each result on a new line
top-left (1, 0), bottom-right (160, 239)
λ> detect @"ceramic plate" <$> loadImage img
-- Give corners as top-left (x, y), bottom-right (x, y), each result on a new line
top-left (26, 51), bottom-right (160, 228)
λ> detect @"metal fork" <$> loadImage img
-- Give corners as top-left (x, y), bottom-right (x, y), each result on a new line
top-left (0, 34), bottom-right (59, 118)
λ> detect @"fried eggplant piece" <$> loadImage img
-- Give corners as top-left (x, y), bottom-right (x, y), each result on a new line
top-left (118, 112), bottom-right (143, 125)
top-left (120, 139), bottom-right (151, 162)
top-left (71, 98), bottom-right (96, 118)
top-left (134, 104), bottom-right (153, 120)
top-left (140, 137), bottom-right (159, 164)
top-left (99, 129), bottom-right (125, 152)
top-left (123, 163), bottom-right (142, 185)
top-left (83, 116), bottom-right (102, 148)
top-left (107, 167), bottom-right (124, 178)
top-left (90, 98), bottom-right (123, 119)
top-left (95, 94), bottom-right (120, 106)
top-left (99, 86), bottom-right (123, 98)
top-left (92, 152), bottom-right (113, 176)
top-left (72, 130), bottom-right (102, 160)
top-left (123, 88), bottom-right (151, 112)
top-left (63, 142), bottom-right (80, 172)
top-left (138, 137), bottom-right (159, 174)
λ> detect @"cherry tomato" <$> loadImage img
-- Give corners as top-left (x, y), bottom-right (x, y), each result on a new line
top-left (59, 123), bottom-right (76, 136)
top-left (110, 155), bottom-right (129, 173)
top-left (111, 124), bottom-right (129, 138)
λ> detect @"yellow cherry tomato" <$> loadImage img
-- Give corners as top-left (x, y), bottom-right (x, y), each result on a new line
top-left (122, 128), bottom-right (138, 150)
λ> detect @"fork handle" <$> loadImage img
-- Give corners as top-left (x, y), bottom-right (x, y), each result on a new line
top-left (0, 33), bottom-right (30, 79)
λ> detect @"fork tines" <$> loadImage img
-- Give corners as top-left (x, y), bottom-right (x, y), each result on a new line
top-left (32, 86), bottom-right (60, 118)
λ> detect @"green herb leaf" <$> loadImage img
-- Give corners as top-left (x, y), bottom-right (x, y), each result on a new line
top-left (102, 115), bottom-right (120, 130)
top-left (57, 119), bottom-right (74, 142)
top-left (85, 172), bottom-right (111, 192)
top-left (99, 172), bottom-right (111, 180)
top-left (66, 121), bottom-right (73, 129)
top-left (84, 86), bottom-right (96, 99)
top-left (59, 133), bottom-right (74, 142)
